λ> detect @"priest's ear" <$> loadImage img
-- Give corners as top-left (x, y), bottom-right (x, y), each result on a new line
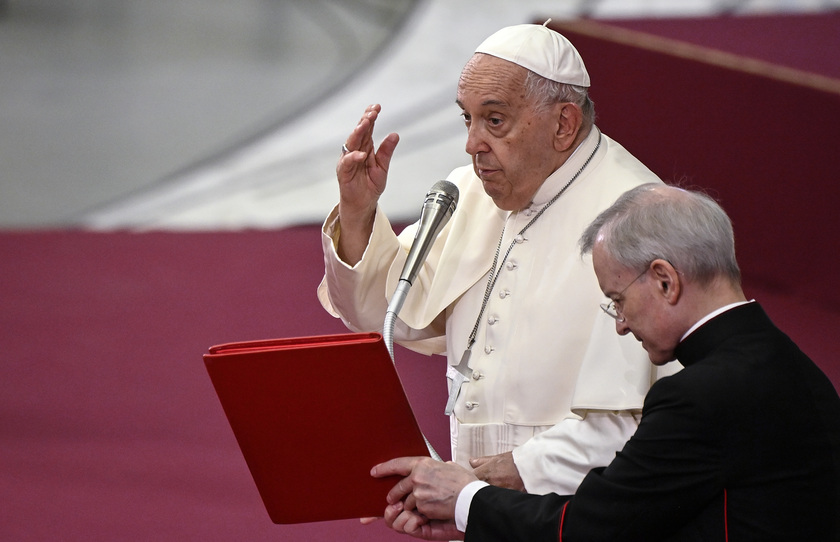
top-left (552, 102), bottom-right (583, 152)
top-left (650, 259), bottom-right (681, 304)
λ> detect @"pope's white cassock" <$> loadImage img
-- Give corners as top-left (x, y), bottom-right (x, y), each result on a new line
top-left (318, 127), bottom-right (680, 494)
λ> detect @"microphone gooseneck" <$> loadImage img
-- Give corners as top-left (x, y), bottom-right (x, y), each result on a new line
top-left (382, 180), bottom-right (457, 463)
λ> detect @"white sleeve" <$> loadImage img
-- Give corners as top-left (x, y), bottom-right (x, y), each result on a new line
top-left (317, 205), bottom-right (398, 330)
top-left (455, 480), bottom-right (489, 532)
top-left (512, 410), bottom-right (641, 495)
top-left (317, 205), bottom-right (446, 352)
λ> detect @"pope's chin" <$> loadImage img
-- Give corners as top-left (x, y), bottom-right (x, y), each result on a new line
top-left (479, 179), bottom-right (518, 210)
top-left (479, 178), bottom-right (506, 201)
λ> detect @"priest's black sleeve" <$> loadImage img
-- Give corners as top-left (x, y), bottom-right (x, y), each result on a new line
top-left (465, 485), bottom-right (569, 542)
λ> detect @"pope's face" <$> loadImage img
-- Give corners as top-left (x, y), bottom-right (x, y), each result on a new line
top-left (456, 54), bottom-right (565, 211)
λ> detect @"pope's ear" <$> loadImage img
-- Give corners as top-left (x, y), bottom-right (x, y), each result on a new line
top-left (650, 259), bottom-right (681, 304)
top-left (554, 102), bottom-right (583, 152)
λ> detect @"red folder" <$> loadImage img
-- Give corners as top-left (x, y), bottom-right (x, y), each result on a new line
top-left (203, 332), bottom-right (430, 524)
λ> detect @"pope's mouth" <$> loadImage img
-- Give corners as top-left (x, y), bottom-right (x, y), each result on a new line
top-left (479, 170), bottom-right (503, 184)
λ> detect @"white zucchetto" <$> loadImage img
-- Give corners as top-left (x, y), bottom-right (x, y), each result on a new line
top-left (474, 23), bottom-right (590, 87)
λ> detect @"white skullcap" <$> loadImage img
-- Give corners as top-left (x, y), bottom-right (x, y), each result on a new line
top-left (474, 23), bottom-right (590, 87)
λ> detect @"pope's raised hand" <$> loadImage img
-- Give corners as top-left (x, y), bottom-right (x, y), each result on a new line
top-left (335, 104), bottom-right (399, 265)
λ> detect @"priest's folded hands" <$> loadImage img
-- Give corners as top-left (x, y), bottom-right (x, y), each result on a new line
top-left (371, 457), bottom-right (478, 541)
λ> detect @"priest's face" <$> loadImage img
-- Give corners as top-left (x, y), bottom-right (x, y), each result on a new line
top-left (456, 54), bottom-right (567, 211)
top-left (592, 241), bottom-right (681, 366)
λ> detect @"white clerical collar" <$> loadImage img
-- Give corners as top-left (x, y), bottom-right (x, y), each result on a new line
top-left (529, 126), bottom-right (601, 206)
top-left (681, 300), bottom-right (754, 342)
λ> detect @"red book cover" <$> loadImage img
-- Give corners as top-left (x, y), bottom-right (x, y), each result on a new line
top-left (204, 332), bottom-right (430, 524)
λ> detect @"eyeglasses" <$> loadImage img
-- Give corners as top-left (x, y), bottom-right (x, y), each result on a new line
top-left (599, 268), bottom-right (648, 323)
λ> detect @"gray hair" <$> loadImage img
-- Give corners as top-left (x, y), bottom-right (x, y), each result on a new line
top-left (524, 70), bottom-right (595, 128)
top-left (579, 184), bottom-right (741, 285)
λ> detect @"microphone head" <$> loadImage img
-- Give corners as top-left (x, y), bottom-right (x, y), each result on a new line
top-left (425, 180), bottom-right (459, 218)
top-left (429, 180), bottom-right (459, 205)
top-left (399, 181), bottom-right (460, 286)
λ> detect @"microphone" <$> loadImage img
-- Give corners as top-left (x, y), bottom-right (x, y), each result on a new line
top-left (383, 180), bottom-right (458, 464)
top-left (384, 180), bottom-right (459, 354)
top-left (399, 180), bottom-right (460, 285)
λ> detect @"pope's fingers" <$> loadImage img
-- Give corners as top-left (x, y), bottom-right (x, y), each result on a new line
top-left (357, 103), bottom-right (381, 124)
top-left (335, 148), bottom-right (369, 183)
top-left (369, 132), bottom-right (399, 172)
top-left (469, 455), bottom-right (490, 468)
top-left (346, 105), bottom-right (381, 152)
top-left (344, 117), bottom-right (373, 154)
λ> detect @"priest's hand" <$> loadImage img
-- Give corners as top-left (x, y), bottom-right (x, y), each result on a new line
top-left (382, 501), bottom-right (463, 540)
top-left (371, 457), bottom-right (476, 539)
